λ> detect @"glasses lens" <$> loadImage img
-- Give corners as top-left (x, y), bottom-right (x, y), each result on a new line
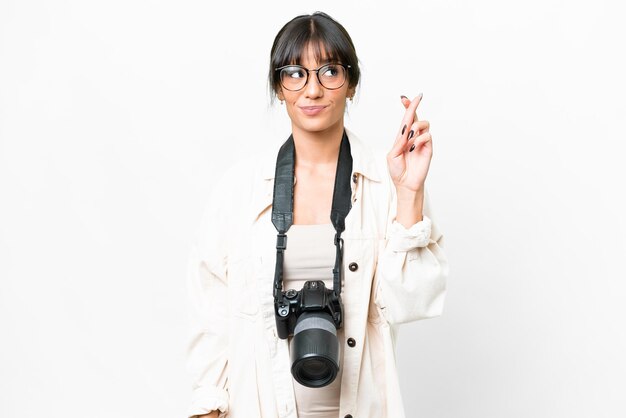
top-left (318, 64), bottom-right (347, 89)
top-left (280, 66), bottom-right (307, 91)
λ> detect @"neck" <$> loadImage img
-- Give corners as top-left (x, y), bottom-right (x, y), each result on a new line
top-left (291, 121), bottom-right (345, 166)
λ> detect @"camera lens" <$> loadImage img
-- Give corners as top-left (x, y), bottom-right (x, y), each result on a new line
top-left (290, 311), bottom-right (339, 388)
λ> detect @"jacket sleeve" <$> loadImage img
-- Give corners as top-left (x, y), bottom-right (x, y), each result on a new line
top-left (185, 169), bottom-right (234, 418)
top-left (373, 181), bottom-right (449, 326)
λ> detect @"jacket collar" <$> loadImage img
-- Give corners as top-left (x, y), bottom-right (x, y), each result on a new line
top-left (251, 128), bottom-right (382, 224)
top-left (260, 128), bottom-right (382, 182)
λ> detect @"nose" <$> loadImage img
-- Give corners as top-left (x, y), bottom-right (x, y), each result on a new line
top-left (304, 70), bottom-right (323, 98)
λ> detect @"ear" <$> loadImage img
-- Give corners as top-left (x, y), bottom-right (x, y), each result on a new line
top-left (276, 88), bottom-right (285, 101)
top-left (347, 87), bottom-right (356, 100)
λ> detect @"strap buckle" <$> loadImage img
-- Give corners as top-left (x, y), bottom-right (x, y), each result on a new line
top-left (276, 233), bottom-right (287, 250)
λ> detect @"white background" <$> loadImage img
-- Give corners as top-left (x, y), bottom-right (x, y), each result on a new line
top-left (1, 0), bottom-right (625, 417)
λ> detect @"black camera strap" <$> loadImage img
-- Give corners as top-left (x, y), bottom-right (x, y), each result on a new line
top-left (271, 130), bottom-right (353, 303)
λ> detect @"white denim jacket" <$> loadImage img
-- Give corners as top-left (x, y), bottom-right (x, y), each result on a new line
top-left (186, 128), bottom-right (448, 418)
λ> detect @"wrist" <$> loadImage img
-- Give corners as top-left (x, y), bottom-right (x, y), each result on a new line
top-left (396, 186), bottom-right (424, 202)
top-left (395, 187), bottom-right (425, 228)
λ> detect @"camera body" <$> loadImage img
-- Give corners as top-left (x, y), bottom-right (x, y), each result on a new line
top-left (275, 280), bottom-right (343, 340)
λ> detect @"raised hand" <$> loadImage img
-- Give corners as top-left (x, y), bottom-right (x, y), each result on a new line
top-left (386, 93), bottom-right (433, 194)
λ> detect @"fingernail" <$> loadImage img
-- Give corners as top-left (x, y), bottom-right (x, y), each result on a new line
top-left (402, 124), bottom-right (407, 135)
top-left (419, 92), bottom-right (423, 98)
top-left (408, 130), bottom-right (414, 140)
top-left (400, 95), bottom-right (408, 100)
top-left (409, 144), bottom-right (416, 152)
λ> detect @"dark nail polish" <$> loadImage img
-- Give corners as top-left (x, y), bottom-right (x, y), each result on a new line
top-left (401, 95), bottom-right (408, 100)
top-left (409, 144), bottom-right (416, 152)
top-left (402, 124), bottom-right (407, 135)
top-left (408, 130), bottom-right (414, 140)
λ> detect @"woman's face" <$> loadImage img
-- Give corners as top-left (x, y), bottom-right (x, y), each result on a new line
top-left (277, 44), bottom-right (355, 135)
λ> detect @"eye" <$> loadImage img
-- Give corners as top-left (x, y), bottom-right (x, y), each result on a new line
top-left (282, 66), bottom-right (306, 79)
top-left (321, 65), bottom-right (340, 77)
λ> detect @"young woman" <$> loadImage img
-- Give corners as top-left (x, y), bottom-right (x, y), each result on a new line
top-left (187, 12), bottom-right (448, 418)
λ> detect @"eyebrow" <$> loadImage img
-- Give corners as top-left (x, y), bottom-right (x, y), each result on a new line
top-left (285, 61), bottom-right (339, 68)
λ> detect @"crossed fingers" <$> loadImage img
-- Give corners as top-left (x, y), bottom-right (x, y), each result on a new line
top-left (390, 94), bottom-right (431, 157)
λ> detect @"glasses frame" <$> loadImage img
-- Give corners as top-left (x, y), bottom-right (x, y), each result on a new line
top-left (275, 63), bottom-right (352, 91)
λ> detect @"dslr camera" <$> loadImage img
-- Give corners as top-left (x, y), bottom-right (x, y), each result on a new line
top-left (275, 280), bottom-right (343, 388)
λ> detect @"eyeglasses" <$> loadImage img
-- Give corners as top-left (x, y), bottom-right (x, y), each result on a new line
top-left (275, 63), bottom-right (351, 91)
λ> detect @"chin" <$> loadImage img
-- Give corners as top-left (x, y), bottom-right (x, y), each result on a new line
top-left (296, 117), bottom-right (342, 133)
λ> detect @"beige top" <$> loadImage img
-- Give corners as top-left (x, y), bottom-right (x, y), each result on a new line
top-left (283, 223), bottom-right (344, 418)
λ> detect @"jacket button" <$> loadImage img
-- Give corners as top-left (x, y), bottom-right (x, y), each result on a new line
top-left (352, 173), bottom-right (358, 183)
top-left (348, 262), bottom-right (358, 272)
top-left (347, 338), bottom-right (356, 347)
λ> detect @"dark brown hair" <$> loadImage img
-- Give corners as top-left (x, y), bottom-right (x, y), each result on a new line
top-left (268, 12), bottom-right (360, 103)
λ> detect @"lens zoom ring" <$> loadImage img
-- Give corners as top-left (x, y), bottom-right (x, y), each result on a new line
top-left (294, 315), bottom-right (337, 336)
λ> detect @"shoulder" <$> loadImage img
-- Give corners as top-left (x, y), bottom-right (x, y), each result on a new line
top-left (345, 127), bottom-right (392, 188)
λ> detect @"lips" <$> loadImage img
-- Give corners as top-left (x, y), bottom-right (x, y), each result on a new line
top-left (299, 105), bottom-right (327, 116)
